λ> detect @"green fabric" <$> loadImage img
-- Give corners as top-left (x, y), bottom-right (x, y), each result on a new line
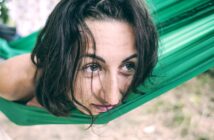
top-left (0, 0), bottom-right (213, 125)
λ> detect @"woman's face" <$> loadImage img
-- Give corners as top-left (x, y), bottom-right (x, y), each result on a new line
top-left (74, 19), bottom-right (136, 115)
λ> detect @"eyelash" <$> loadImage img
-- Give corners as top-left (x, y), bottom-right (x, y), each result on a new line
top-left (81, 63), bottom-right (102, 74)
top-left (81, 61), bottom-right (136, 77)
top-left (120, 62), bottom-right (136, 76)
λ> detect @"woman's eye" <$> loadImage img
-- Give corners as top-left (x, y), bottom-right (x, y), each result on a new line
top-left (120, 62), bottom-right (136, 75)
top-left (82, 63), bottom-right (101, 74)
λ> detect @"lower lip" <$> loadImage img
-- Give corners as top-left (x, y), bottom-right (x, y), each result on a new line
top-left (92, 104), bottom-right (114, 112)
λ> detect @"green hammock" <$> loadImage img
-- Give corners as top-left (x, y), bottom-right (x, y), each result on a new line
top-left (0, 0), bottom-right (213, 125)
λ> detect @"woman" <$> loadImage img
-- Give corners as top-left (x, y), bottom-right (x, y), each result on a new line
top-left (0, 0), bottom-right (158, 117)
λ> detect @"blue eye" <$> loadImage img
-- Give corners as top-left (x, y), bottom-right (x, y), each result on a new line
top-left (120, 62), bottom-right (136, 75)
top-left (82, 63), bottom-right (101, 73)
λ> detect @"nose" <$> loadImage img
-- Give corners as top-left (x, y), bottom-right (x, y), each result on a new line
top-left (101, 73), bottom-right (121, 105)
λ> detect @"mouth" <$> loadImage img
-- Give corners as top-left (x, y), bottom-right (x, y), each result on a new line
top-left (91, 104), bottom-right (116, 113)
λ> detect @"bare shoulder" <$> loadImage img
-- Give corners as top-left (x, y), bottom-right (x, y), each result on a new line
top-left (0, 53), bottom-right (36, 101)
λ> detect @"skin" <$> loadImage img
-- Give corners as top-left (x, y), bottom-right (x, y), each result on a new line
top-left (0, 54), bottom-right (36, 102)
top-left (0, 19), bottom-right (136, 115)
top-left (73, 19), bottom-right (137, 115)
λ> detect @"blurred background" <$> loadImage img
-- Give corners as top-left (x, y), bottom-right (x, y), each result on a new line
top-left (0, 0), bottom-right (213, 140)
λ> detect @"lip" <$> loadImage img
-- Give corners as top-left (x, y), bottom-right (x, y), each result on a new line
top-left (91, 104), bottom-right (115, 113)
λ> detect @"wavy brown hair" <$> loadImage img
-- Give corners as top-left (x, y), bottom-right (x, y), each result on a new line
top-left (31, 0), bottom-right (158, 117)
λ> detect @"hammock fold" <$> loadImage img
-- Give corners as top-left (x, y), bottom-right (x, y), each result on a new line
top-left (0, 0), bottom-right (214, 125)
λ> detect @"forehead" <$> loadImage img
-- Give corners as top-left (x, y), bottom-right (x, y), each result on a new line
top-left (85, 19), bottom-right (136, 61)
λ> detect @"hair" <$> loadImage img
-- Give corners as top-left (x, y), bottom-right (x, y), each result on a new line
top-left (31, 0), bottom-right (158, 118)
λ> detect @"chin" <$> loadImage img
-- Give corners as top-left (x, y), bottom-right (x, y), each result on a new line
top-left (80, 109), bottom-right (100, 116)
top-left (74, 103), bottom-right (103, 115)
top-left (76, 107), bottom-right (98, 115)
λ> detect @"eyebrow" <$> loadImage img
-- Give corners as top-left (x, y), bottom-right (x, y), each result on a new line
top-left (81, 54), bottom-right (106, 63)
top-left (81, 53), bottom-right (137, 63)
top-left (122, 54), bottom-right (137, 63)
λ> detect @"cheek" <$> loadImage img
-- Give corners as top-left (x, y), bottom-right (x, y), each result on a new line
top-left (74, 76), bottom-right (87, 102)
top-left (74, 74), bottom-right (100, 103)
top-left (119, 75), bottom-right (133, 91)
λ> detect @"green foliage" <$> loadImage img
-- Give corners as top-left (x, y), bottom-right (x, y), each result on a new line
top-left (0, 0), bottom-right (9, 23)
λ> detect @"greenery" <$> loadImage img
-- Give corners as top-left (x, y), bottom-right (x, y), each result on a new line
top-left (0, 0), bottom-right (9, 23)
